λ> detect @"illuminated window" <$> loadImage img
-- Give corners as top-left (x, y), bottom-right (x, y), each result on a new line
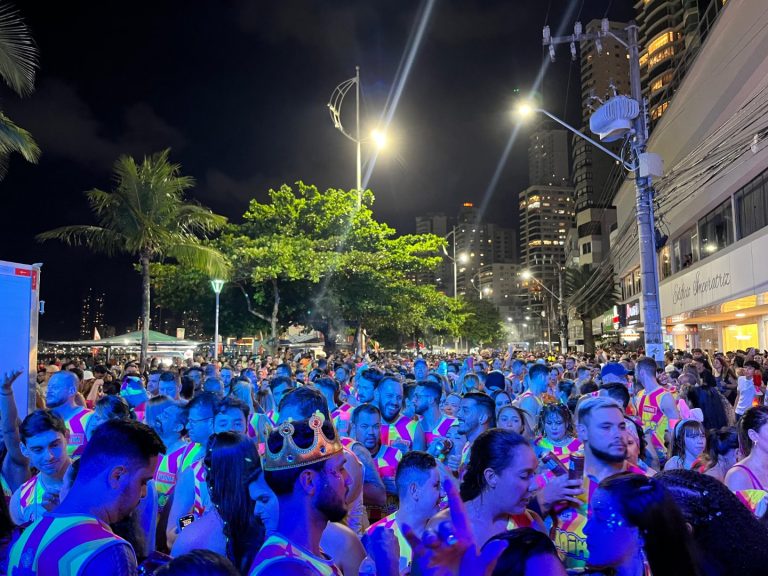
top-left (649, 46), bottom-right (675, 69)
top-left (639, 52), bottom-right (649, 68)
top-left (650, 101), bottom-right (669, 120)
top-left (648, 32), bottom-right (674, 56)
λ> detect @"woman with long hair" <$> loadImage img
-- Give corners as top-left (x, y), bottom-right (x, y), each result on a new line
top-left (658, 469), bottom-right (768, 576)
top-left (693, 427), bottom-right (739, 482)
top-left (497, 405), bottom-right (534, 441)
top-left (713, 355), bottom-right (738, 404)
top-left (664, 420), bottom-right (706, 471)
top-left (725, 406), bottom-right (768, 516)
top-left (585, 472), bottom-right (702, 576)
top-left (430, 428), bottom-right (542, 546)
top-left (171, 432), bottom-right (265, 574)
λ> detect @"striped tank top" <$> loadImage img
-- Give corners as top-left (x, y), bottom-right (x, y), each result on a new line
top-left (7, 513), bottom-right (133, 575)
top-left (535, 437), bottom-right (583, 468)
top-left (14, 474), bottom-right (46, 525)
top-left (190, 459), bottom-right (210, 518)
top-left (380, 414), bottom-right (418, 448)
top-left (154, 442), bottom-right (188, 510)
top-left (248, 533), bottom-right (342, 576)
top-left (366, 513), bottom-right (410, 573)
top-left (65, 408), bottom-right (93, 459)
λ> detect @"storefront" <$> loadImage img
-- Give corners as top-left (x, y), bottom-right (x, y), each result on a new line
top-left (659, 230), bottom-right (768, 352)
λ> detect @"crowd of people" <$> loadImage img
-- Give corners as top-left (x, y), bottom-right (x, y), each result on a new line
top-left (3, 344), bottom-right (768, 575)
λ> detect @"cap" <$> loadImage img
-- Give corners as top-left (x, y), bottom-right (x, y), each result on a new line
top-left (600, 362), bottom-right (628, 378)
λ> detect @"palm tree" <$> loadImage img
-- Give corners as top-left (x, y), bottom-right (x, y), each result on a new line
top-left (565, 265), bottom-right (620, 354)
top-left (38, 150), bottom-right (229, 368)
top-left (0, 4), bottom-right (41, 177)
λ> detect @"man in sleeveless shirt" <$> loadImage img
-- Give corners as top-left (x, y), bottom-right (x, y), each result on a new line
top-left (45, 371), bottom-right (93, 459)
top-left (10, 410), bottom-right (71, 525)
top-left (365, 451), bottom-right (443, 574)
top-left (375, 376), bottom-right (426, 452)
top-left (8, 419), bottom-right (165, 575)
top-left (249, 414), bottom-right (351, 576)
top-left (635, 356), bottom-right (679, 464)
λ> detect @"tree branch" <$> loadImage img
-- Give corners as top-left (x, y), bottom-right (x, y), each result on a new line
top-left (236, 282), bottom-right (270, 323)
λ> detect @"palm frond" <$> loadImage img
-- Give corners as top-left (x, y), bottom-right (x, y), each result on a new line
top-left (36, 225), bottom-right (127, 257)
top-left (0, 4), bottom-right (37, 97)
top-left (164, 241), bottom-right (230, 278)
top-left (0, 112), bottom-right (39, 162)
top-left (174, 204), bottom-right (227, 235)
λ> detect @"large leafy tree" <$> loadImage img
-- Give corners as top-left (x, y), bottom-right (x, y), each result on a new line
top-left (37, 150), bottom-right (228, 368)
top-left (149, 182), bottom-right (456, 352)
top-left (0, 4), bottom-right (41, 178)
top-left (459, 297), bottom-right (506, 351)
top-left (565, 265), bottom-right (619, 354)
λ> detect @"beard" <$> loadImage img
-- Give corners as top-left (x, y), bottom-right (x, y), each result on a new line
top-left (314, 476), bottom-right (348, 523)
top-left (590, 443), bottom-right (628, 464)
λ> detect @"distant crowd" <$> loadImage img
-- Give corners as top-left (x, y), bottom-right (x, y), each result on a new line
top-left (2, 344), bottom-right (768, 575)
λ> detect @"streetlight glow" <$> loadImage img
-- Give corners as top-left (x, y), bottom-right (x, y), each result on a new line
top-left (458, 252), bottom-right (469, 264)
top-left (371, 129), bottom-right (387, 150)
top-left (515, 101), bottom-right (536, 119)
top-left (520, 270), bottom-right (532, 280)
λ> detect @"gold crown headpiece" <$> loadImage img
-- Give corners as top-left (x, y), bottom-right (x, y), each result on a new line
top-left (263, 411), bottom-right (343, 471)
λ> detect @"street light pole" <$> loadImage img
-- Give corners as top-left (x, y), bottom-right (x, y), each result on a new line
top-left (211, 279), bottom-right (225, 361)
top-left (532, 19), bottom-right (664, 363)
top-left (328, 67), bottom-right (387, 210)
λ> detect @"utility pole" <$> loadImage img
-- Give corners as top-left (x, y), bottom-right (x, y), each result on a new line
top-left (542, 19), bottom-right (664, 363)
top-left (558, 268), bottom-right (568, 353)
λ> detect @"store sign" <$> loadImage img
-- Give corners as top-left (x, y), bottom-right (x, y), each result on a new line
top-left (625, 300), bottom-right (641, 325)
top-left (659, 232), bottom-right (768, 315)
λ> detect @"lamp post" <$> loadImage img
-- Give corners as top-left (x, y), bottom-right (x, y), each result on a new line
top-left (519, 19), bottom-right (664, 364)
top-left (521, 269), bottom-right (567, 353)
top-left (211, 279), bottom-right (225, 360)
top-left (442, 227), bottom-right (469, 352)
top-left (328, 66), bottom-right (387, 208)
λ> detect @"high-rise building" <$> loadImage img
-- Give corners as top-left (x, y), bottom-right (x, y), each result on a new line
top-left (79, 287), bottom-right (106, 339)
top-left (415, 213), bottom-right (449, 289)
top-left (520, 126), bottom-right (575, 341)
top-left (529, 129), bottom-right (570, 187)
top-left (636, 0), bottom-right (727, 126)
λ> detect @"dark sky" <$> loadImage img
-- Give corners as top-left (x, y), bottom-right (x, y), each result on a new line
top-left (1, 0), bottom-right (633, 339)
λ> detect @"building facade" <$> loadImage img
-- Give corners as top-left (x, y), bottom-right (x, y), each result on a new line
top-left (608, 0), bottom-right (768, 351)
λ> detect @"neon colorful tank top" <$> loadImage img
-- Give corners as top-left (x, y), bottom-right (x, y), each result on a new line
top-left (1, 472), bottom-right (11, 502)
top-left (637, 387), bottom-right (671, 460)
top-left (15, 474), bottom-right (46, 525)
top-left (65, 408), bottom-right (93, 459)
top-left (331, 403), bottom-right (354, 437)
top-left (553, 464), bottom-right (647, 570)
top-left (380, 414), bottom-right (418, 449)
top-left (366, 513), bottom-right (410, 573)
top-left (190, 459), bottom-right (209, 518)
top-left (731, 463), bottom-right (768, 516)
top-left (535, 437), bottom-right (583, 468)
top-left (154, 442), bottom-right (188, 510)
top-left (248, 532), bottom-right (343, 576)
top-left (7, 513), bottom-right (132, 575)
top-left (373, 444), bottom-right (403, 481)
top-left (423, 415), bottom-right (457, 445)
top-left (180, 442), bottom-right (203, 472)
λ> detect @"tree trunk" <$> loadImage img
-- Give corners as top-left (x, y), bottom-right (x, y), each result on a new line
top-left (582, 314), bottom-right (595, 355)
top-left (140, 253), bottom-right (151, 371)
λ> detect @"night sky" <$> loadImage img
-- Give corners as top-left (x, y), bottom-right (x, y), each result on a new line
top-left (1, 0), bottom-right (633, 339)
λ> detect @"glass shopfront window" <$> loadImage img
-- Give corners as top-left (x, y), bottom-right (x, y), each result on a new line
top-left (673, 225), bottom-right (698, 271)
top-left (736, 171), bottom-right (768, 239)
top-left (699, 198), bottom-right (733, 258)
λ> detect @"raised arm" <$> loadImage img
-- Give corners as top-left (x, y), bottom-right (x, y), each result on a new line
top-left (0, 370), bottom-right (30, 490)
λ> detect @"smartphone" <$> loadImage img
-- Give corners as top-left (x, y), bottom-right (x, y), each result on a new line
top-left (178, 514), bottom-right (195, 531)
